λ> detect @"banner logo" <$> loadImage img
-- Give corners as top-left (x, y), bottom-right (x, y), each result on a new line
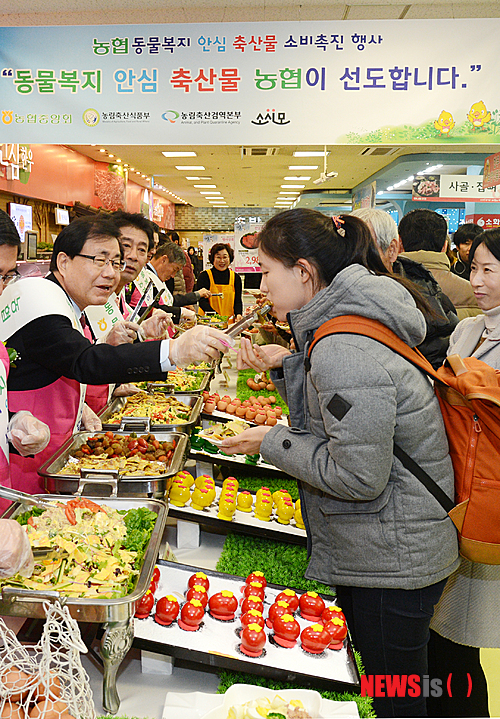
top-left (82, 108), bottom-right (100, 127)
top-left (161, 110), bottom-right (180, 123)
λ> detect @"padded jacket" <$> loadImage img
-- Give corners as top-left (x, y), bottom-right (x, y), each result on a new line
top-left (261, 264), bottom-right (459, 590)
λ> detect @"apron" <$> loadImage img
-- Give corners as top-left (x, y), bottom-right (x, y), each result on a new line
top-left (0, 278), bottom-right (87, 495)
top-left (84, 294), bottom-right (125, 414)
top-left (0, 344), bottom-right (11, 514)
top-left (206, 268), bottom-right (235, 317)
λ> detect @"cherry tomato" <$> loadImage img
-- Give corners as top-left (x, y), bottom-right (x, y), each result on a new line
top-left (128, 440), bottom-right (138, 450)
top-left (275, 589), bottom-right (299, 612)
top-left (273, 613), bottom-right (301, 648)
top-left (208, 590), bottom-right (238, 620)
top-left (186, 585), bottom-right (208, 608)
top-left (152, 567), bottom-right (160, 585)
top-left (188, 572), bottom-right (210, 592)
top-left (157, 455), bottom-right (167, 463)
top-left (178, 599), bottom-right (204, 631)
top-left (300, 623), bottom-right (331, 654)
top-left (138, 437), bottom-right (148, 448)
top-left (323, 618), bottom-right (348, 650)
top-left (240, 623), bottom-right (266, 657)
top-left (135, 590), bottom-right (154, 619)
top-left (138, 446), bottom-right (148, 454)
top-left (241, 595), bottom-right (264, 615)
top-left (266, 600), bottom-right (291, 629)
top-left (242, 582), bottom-right (265, 602)
top-left (155, 595), bottom-right (179, 626)
top-left (240, 609), bottom-right (265, 630)
top-left (130, 448), bottom-right (139, 456)
top-left (245, 571), bottom-right (267, 589)
top-left (299, 591), bottom-right (325, 621)
top-left (105, 431), bottom-right (114, 440)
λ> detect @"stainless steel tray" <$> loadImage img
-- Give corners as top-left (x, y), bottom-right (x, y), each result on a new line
top-left (99, 392), bottom-right (203, 432)
top-left (146, 368), bottom-right (213, 394)
top-left (0, 495), bottom-right (167, 622)
top-left (37, 430), bottom-right (188, 498)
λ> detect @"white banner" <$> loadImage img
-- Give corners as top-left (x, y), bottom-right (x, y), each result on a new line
top-left (1, 19), bottom-right (500, 144)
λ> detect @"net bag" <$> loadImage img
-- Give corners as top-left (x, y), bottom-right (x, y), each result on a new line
top-left (0, 600), bottom-right (96, 718)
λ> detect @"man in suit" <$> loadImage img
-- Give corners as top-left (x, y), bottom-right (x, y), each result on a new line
top-left (1, 215), bottom-right (231, 493)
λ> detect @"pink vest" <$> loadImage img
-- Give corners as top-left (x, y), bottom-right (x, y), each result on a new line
top-left (0, 344), bottom-right (11, 513)
top-left (9, 375), bottom-right (81, 495)
top-left (82, 322), bottom-right (109, 415)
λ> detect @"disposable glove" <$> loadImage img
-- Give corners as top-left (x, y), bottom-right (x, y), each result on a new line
top-left (180, 307), bottom-right (196, 322)
top-left (0, 519), bottom-right (34, 578)
top-left (80, 403), bottom-right (102, 432)
top-left (103, 320), bottom-right (141, 345)
top-left (7, 411), bottom-right (50, 457)
top-left (169, 325), bottom-right (234, 368)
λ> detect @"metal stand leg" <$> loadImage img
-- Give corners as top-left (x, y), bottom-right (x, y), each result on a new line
top-left (100, 619), bottom-right (134, 714)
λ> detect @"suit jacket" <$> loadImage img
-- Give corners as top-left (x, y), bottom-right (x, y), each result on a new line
top-left (7, 274), bottom-right (166, 391)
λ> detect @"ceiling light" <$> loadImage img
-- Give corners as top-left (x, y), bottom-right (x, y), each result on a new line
top-left (200, 191), bottom-right (221, 195)
top-left (108, 154), bottom-right (114, 158)
top-left (387, 186), bottom-right (394, 191)
top-left (129, 167), bottom-right (135, 171)
top-left (186, 177), bottom-right (201, 180)
top-left (123, 163), bottom-right (129, 168)
top-left (162, 151), bottom-right (197, 157)
top-left (175, 165), bottom-right (205, 170)
top-left (194, 184), bottom-right (216, 188)
top-left (116, 158), bottom-right (121, 162)
top-left (284, 176), bottom-right (311, 181)
top-left (279, 191), bottom-right (299, 195)
top-left (281, 184), bottom-right (305, 189)
top-left (293, 151), bottom-right (329, 157)
top-left (99, 149), bottom-right (106, 153)
top-left (289, 165), bottom-right (318, 170)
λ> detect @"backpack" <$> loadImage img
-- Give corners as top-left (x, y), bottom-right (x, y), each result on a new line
top-left (307, 314), bottom-right (500, 565)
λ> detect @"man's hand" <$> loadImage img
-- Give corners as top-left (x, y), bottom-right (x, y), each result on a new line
top-left (104, 320), bottom-right (140, 346)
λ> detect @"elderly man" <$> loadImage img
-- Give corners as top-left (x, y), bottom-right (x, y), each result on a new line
top-left (0, 215), bottom-right (231, 494)
top-left (351, 208), bottom-right (459, 368)
top-left (398, 209), bottom-right (480, 319)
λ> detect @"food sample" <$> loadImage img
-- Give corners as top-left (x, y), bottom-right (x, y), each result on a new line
top-left (107, 392), bottom-right (193, 424)
top-left (245, 571), bottom-right (267, 589)
top-left (227, 695), bottom-right (311, 719)
top-left (294, 500), bottom-right (305, 530)
top-left (169, 477), bottom-right (191, 507)
top-left (150, 566), bottom-right (160, 592)
top-left (241, 581), bottom-right (265, 602)
top-left (188, 572), bottom-right (210, 592)
top-left (186, 584), bottom-right (209, 608)
top-left (240, 609), bottom-right (265, 631)
top-left (155, 595), bottom-right (180, 626)
top-left (300, 623), bottom-right (331, 655)
top-left (236, 491), bottom-right (253, 512)
top-left (299, 591), bottom-right (326, 621)
top-left (273, 613), bottom-right (301, 648)
top-left (276, 496), bottom-right (295, 525)
top-left (197, 419), bottom-right (249, 443)
top-left (1, 501), bottom-right (157, 599)
top-left (323, 617), bottom-right (348, 650)
top-left (321, 605), bottom-right (346, 625)
top-left (240, 594), bottom-right (264, 615)
top-left (275, 589), bottom-right (299, 613)
top-left (266, 600), bottom-right (292, 629)
top-left (178, 598), bottom-right (205, 631)
top-left (208, 590), bottom-right (238, 620)
top-left (240, 622), bottom-right (266, 657)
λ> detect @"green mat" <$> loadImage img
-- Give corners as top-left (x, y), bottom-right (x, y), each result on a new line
top-left (215, 533), bottom-right (375, 718)
top-left (236, 369), bottom-right (289, 415)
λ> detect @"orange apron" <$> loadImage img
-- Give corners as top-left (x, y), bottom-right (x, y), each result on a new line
top-left (206, 268), bottom-right (235, 317)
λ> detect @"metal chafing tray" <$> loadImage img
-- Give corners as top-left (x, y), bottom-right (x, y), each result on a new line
top-left (0, 495), bottom-right (168, 715)
top-left (145, 367), bottom-right (213, 395)
top-left (99, 392), bottom-right (203, 432)
top-left (37, 430), bottom-right (188, 498)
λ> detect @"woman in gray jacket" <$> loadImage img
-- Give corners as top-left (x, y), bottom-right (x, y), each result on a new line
top-left (221, 209), bottom-right (459, 718)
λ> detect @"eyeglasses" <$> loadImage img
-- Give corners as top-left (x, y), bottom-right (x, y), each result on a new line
top-left (0, 269), bottom-right (20, 286)
top-left (75, 254), bottom-right (126, 271)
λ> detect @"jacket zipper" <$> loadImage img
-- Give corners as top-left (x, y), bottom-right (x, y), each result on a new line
top-left (461, 414), bottom-right (481, 501)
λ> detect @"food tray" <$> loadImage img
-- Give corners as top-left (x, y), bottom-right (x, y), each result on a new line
top-left (0, 496), bottom-right (168, 623)
top-left (168, 482), bottom-right (306, 546)
top-left (99, 393), bottom-right (203, 432)
top-left (37, 430), bottom-right (189, 498)
top-left (134, 560), bottom-right (360, 694)
top-left (146, 368), bottom-right (213, 395)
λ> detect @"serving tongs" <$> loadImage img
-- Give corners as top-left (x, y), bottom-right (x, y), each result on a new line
top-left (214, 301), bottom-right (273, 372)
top-left (0, 485), bottom-right (56, 511)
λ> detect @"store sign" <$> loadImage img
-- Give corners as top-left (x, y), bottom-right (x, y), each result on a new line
top-left (483, 151), bottom-right (500, 189)
top-left (412, 175), bottom-right (500, 202)
top-left (465, 214), bottom-right (500, 229)
top-left (234, 222), bottom-right (263, 273)
top-left (0, 143), bottom-right (34, 180)
top-left (1, 19), bottom-right (500, 144)
top-left (352, 182), bottom-right (376, 210)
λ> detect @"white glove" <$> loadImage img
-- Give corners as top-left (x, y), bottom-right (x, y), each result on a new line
top-left (103, 320), bottom-right (141, 346)
top-left (140, 311), bottom-right (173, 339)
top-left (0, 519), bottom-right (34, 578)
top-left (112, 383), bottom-right (142, 398)
top-left (180, 307), bottom-right (196, 321)
top-left (7, 411), bottom-right (50, 457)
top-left (169, 325), bottom-right (234, 368)
top-left (80, 403), bottom-right (102, 432)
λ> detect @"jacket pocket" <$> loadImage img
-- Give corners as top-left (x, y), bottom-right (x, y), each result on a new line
top-left (318, 483), bottom-right (402, 573)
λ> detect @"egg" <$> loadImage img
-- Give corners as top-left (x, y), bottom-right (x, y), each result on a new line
top-left (1, 667), bottom-right (33, 702)
top-left (29, 699), bottom-right (69, 718)
top-left (1, 702), bottom-right (24, 718)
top-left (33, 673), bottom-right (62, 702)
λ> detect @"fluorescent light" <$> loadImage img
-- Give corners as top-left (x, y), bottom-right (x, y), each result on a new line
top-left (200, 191), bottom-right (221, 195)
top-left (206, 196), bottom-right (224, 199)
top-left (281, 184), bottom-right (305, 189)
top-left (279, 191), bottom-right (299, 195)
top-left (175, 165), bottom-right (205, 170)
top-left (289, 165), bottom-right (318, 170)
top-left (293, 151), bottom-right (328, 157)
top-left (162, 151), bottom-right (197, 157)
top-left (186, 176), bottom-right (201, 180)
top-left (284, 176), bottom-right (311, 181)
top-left (194, 184), bottom-right (216, 188)
top-left (387, 186), bottom-right (394, 191)
top-left (108, 154), bottom-right (114, 158)
top-left (99, 149), bottom-right (106, 153)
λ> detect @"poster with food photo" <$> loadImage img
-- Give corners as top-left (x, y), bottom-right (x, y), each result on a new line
top-left (234, 222), bottom-right (263, 273)
top-left (412, 175), bottom-right (441, 199)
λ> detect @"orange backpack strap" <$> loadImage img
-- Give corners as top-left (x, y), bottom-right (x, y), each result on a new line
top-left (306, 314), bottom-right (441, 383)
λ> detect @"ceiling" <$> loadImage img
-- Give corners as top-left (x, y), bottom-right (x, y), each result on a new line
top-left (5, 0), bottom-right (500, 210)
